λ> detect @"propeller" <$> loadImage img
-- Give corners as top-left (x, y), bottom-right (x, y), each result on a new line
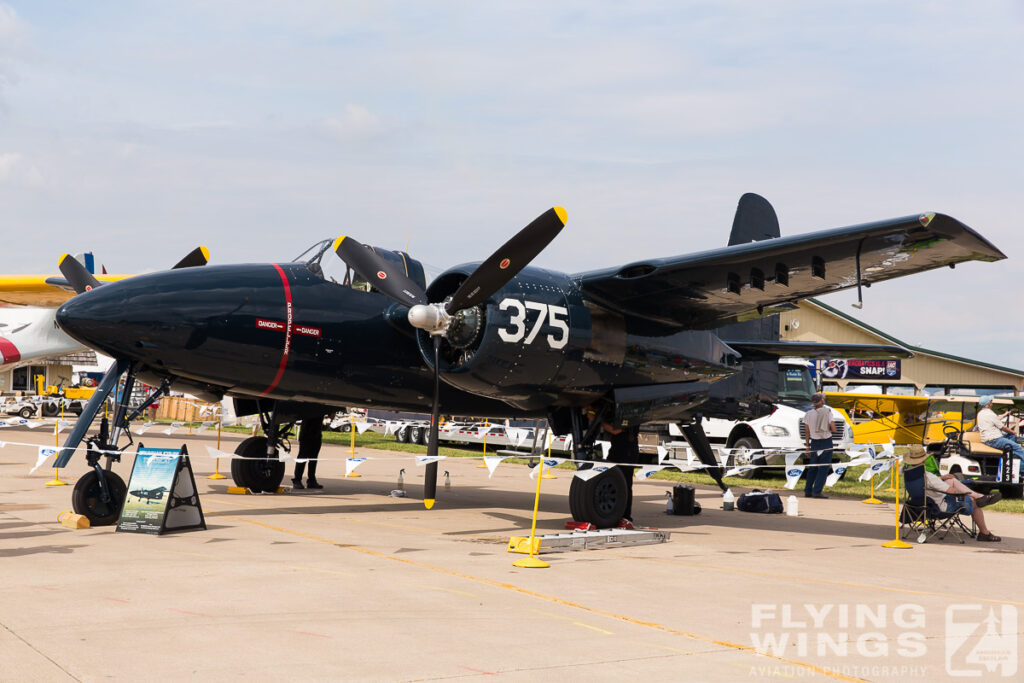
top-left (57, 253), bottom-right (102, 295)
top-left (171, 246), bottom-right (211, 269)
top-left (334, 207), bottom-right (567, 508)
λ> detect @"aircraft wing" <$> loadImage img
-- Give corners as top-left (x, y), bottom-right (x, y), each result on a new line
top-left (575, 213), bottom-right (1004, 328)
top-left (0, 274), bottom-right (130, 306)
top-left (825, 392), bottom-right (930, 414)
top-left (724, 341), bottom-right (913, 361)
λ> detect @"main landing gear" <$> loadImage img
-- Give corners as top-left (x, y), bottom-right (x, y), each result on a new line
top-left (230, 404), bottom-right (290, 493)
top-left (560, 406), bottom-right (727, 529)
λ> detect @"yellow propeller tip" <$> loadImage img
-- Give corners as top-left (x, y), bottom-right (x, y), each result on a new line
top-left (554, 206), bottom-right (567, 225)
top-left (58, 253), bottom-right (70, 266)
top-left (424, 499), bottom-right (435, 510)
top-left (200, 246), bottom-right (210, 263)
top-left (332, 235), bottom-right (347, 252)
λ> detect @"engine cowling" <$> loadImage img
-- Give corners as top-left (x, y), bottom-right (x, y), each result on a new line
top-left (416, 266), bottom-right (582, 410)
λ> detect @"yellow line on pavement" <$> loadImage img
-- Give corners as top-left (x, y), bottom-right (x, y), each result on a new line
top-left (208, 508), bottom-right (865, 682)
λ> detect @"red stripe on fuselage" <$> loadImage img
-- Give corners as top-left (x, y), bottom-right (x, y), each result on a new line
top-left (0, 337), bottom-right (20, 365)
top-left (259, 264), bottom-right (293, 396)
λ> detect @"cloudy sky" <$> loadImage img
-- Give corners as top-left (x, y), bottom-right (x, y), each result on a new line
top-left (2, 2), bottom-right (1023, 368)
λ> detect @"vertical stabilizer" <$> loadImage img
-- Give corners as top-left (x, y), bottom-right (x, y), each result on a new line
top-left (728, 193), bottom-right (780, 245)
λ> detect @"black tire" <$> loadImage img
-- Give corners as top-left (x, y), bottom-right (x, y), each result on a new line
top-left (18, 406), bottom-right (34, 419)
top-left (409, 426), bottom-right (423, 445)
top-left (418, 426), bottom-right (430, 445)
top-left (41, 402), bottom-right (60, 417)
top-left (568, 468), bottom-right (584, 520)
top-left (395, 426), bottom-right (410, 443)
top-left (72, 470), bottom-right (127, 526)
top-left (339, 423), bottom-right (351, 433)
top-left (730, 437), bottom-right (763, 479)
top-left (230, 436), bottom-right (284, 493)
top-left (571, 467), bottom-right (628, 528)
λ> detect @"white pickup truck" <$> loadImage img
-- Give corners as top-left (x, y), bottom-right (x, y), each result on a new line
top-left (696, 359), bottom-right (853, 477)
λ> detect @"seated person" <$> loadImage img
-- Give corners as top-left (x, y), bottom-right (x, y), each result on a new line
top-left (977, 395), bottom-right (1024, 466)
top-left (904, 445), bottom-right (1002, 542)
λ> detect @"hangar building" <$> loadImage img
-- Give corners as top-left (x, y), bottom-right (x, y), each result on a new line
top-left (780, 299), bottom-right (1023, 396)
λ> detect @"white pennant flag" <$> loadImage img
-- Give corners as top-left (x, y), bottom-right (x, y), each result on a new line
top-left (784, 452), bottom-right (804, 490)
top-left (415, 455), bottom-right (445, 467)
top-left (355, 421), bottom-right (372, 434)
top-left (664, 458), bottom-right (703, 473)
top-left (484, 455), bottom-right (508, 478)
top-left (163, 421), bottom-right (184, 435)
top-left (384, 421), bottom-right (397, 436)
top-left (724, 465), bottom-right (754, 478)
top-left (573, 465), bottom-right (611, 481)
top-left (195, 421), bottom-right (215, 433)
top-left (635, 464), bottom-right (667, 479)
top-left (345, 457), bottom-right (367, 476)
top-left (595, 440), bottom-right (611, 459)
top-left (824, 462), bottom-right (848, 488)
top-left (530, 457), bottom-right (566, 479)
top-left (656, 445), bottom-right (668, 464)
top-left (859, 458), bottom-right (891, 481)
top-left (205, 445), bottom-right (236, 460)
top-left (133, 421), bottom-right (156, 435)
top-left (31, 446), bottom-right (58, 474)
top-left (0, 440), bottom-right (5, 448)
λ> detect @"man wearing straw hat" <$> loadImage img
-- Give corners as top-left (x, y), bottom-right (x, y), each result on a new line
top-left (904, 444), bottom-right (1002, 542)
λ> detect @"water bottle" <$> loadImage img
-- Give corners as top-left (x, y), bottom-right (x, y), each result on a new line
top-left (665, 491), bottom-right (674, 514)
top-left (722, 489), bottom-right (735, 511)
top-left (786, 495), bottom-right (799, 517)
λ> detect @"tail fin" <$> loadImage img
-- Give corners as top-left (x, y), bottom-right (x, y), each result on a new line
top-left (728, 193), bottom-right (780, 245)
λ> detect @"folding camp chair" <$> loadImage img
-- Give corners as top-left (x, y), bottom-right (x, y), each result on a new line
top-left (900, 464), bottom-right (976, 544)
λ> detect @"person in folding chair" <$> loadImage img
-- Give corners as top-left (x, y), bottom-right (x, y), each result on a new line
top-left (903, 444), bottom-right (1002, 542)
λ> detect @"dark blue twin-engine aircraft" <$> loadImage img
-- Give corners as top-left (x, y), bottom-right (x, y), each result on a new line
top-left (51, 194), bottom-right (1004, 526)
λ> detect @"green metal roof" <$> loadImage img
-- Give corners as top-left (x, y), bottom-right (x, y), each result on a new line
top-left (806, 298), bottom-right (1024, 378)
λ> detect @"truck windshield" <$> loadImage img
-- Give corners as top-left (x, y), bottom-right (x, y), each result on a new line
top-left (778, 366), bottom-right (815, 404)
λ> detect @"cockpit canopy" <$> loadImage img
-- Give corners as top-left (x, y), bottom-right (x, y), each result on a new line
top-left (294, 239), bottom-right (427, 294)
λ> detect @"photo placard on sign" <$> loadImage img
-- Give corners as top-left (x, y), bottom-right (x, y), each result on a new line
top-left (117, 444), bottom-right (206, 535)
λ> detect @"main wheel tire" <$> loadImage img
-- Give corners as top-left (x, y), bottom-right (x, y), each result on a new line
top-left (72, 470), bottom-right (127, 526)
top-left (18, 406), bottom-right (34, 419)
top-left (568, 468), bottom-right (586, 521)
top-left (730, 437), bottom-right (763, 479)
top-left (230, 436), bottom-right (284, 493)
top-left (571, 467), bottom-right (628, 528)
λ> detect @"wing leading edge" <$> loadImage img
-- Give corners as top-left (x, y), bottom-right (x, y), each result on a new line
top-left (576, 213), bottom-right (1004, 329)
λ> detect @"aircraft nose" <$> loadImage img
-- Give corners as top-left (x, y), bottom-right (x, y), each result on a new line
top-left (56, 285), bottom-right (127, 355)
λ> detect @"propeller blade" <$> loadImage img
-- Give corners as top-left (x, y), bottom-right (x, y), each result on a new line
top-left (445, 207), bottom-right (566, 314)
top-left (333, 235), bottom-right (427, 308)
top-left (53, 358), bottom-right (130, 468)
top-left (423, 336), bottom-right (441, 509)
top-left (57, 253), bottom-right (102, 295)
top-left (172, 246), bottom-right (210, 269)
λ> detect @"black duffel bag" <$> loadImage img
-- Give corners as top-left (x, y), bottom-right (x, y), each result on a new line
top-left (736, 489), bottom-right (784, 514)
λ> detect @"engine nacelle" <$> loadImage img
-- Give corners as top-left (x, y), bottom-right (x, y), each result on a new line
top-left (417, 266), bottom-right (581, 411)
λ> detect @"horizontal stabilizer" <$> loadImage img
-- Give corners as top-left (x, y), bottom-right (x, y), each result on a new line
top-left (724, 341), bottom-right (913, 361)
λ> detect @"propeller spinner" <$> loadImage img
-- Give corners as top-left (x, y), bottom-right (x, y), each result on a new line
top-left (333, 207), bottom-right (567, 507)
